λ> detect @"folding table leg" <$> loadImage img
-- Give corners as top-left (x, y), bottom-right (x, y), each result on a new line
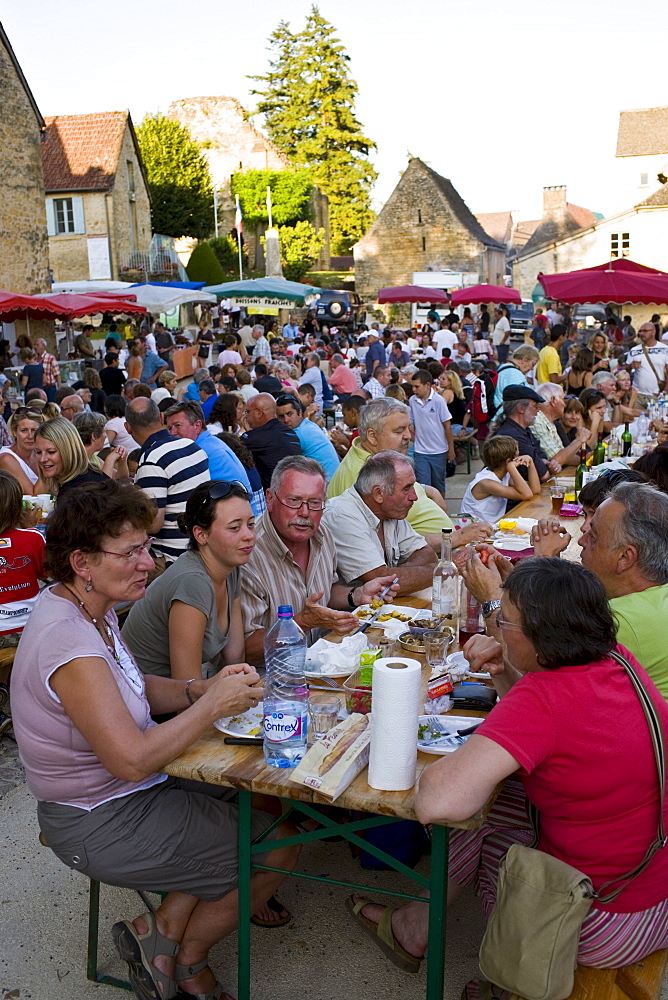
top-left (237, 789), bottom-right (253, 1000)
top-left (425, 825), bottom-right (449, 1000)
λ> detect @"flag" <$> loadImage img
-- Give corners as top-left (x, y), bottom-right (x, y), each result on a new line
top-left (234, 195), bottom-right (243, 235)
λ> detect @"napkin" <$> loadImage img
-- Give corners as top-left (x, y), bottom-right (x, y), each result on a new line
top-left (305, 633), bottom-right (369, 674)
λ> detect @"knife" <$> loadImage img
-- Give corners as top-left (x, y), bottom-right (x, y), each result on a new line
top-left (224, 737), bottom-right (263, 745)
top-left (353, 577), bottom-right (400, 634)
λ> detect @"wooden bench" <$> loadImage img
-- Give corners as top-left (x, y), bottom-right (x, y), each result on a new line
top-left (511, 948), bottom-right (668, 1000)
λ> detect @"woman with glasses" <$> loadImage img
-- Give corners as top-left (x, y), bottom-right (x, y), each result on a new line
top-left (11, 480), bottom-right (297, 1000)
top-left (122, 479), bottom-right (255, 688)
top-left (0, 406), bottom-right (47, 495)
top-left (348, 559), bottom-right (668, 988)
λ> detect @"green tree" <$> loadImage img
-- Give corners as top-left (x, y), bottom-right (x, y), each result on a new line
top-left (273, 222), bottom-right (324, 281)
top-left (231, 169), bottom-right (314, 226)
top-left (186, 243), bottom-right (224, 285)
top-left (250, 7), bottom-right (377, 254)
top-left (136, 114), bottom-right (214, 239)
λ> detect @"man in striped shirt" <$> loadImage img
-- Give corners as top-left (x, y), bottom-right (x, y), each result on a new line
top-left (241, 455), bottom-right (398, 663)
top-left (125, 398), bottom-right (209, 567)
top-left (34, 338), bottom-right (61, 402)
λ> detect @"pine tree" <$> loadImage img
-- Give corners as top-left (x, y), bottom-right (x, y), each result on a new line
top-left (250, 7), bottom-right (377, 254)
top-left (136, 114), bottom-right (214, 239)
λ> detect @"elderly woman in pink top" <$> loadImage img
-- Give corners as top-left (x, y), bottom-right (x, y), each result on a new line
top-left (11, 480), bottom-right (298, 1000)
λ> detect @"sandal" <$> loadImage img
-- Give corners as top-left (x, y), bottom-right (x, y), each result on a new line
top-left (175, 960), bottom-right (231, 1000)
top-left (461, 977), bottom-right (510, 1000)
top-left (112, 911), bottom-right (179, 1000)
top-left (345, 895), bottom-right (423, 974)
top-left (250, 895), bottom-right (292, 928)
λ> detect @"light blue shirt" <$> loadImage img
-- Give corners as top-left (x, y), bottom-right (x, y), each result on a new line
top-left (494, 363), bottom-right (528, 408)
top-left (282, 323), bottom-right (300, 341)
top-left (293, 418), bottom-right (340, 481)
top-left (194, 430), bottom-right (259, 513)
top-left (140, 350), bottom-right (167, 384)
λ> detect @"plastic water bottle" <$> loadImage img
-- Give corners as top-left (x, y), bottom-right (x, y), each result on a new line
top-left (636, 412), bottom-right (650, 443)
top-left (263, 605), bottom-right (308, 768)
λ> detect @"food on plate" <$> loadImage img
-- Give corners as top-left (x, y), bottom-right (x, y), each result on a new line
top-left (354, 606), bottom-right (412, 623)
top-left (354, 608), bottom-right (373, 619)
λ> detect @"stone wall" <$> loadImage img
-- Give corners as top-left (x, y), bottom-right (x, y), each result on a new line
top-left (354, 163), bottom-right (502, 303)
top-left (0, 39), bottom-right (50, 294)
top-left (47, 121), bottom-right (152, 282)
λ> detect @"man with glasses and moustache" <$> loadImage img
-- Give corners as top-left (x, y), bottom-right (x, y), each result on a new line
top-left (241, 456), bottom-right (398, 662)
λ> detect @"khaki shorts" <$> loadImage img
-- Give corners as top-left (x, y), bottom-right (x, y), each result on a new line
top-left (38, 776), bottom-right (277, 902)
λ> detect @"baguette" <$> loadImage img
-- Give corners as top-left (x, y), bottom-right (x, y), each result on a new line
top-left (317, 715), bottom-right (369, 776)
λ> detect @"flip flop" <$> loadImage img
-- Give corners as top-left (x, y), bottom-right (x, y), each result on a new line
top-left (250, 895), bottom-right (292, 928)
top-left (345, 895), bottom-right (423, 974)
top-left (112, 911), bottom-right (179, 1000)
top-left (175, 960), bottom-right (231, 1000)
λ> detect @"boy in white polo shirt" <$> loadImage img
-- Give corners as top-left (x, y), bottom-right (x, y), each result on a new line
top-left (409, 370), bottom-right (455, 495)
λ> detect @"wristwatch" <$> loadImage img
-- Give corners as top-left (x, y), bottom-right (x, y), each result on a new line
top-left (481, 600), bottom-right (501, 620)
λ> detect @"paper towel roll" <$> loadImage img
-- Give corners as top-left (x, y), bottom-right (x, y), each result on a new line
top-left (368, 656), bottom-right (422, 791)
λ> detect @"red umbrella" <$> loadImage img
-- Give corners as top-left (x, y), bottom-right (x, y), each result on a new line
top-left (450, 284), bottom-right (521, 306)
top-left (0, 291), bottom-right (65, 323)
top-left (538, 258), bottom-right (668, 306)
top-left (38, 293), bottom-right (146, 318)
top-left (377, 285), bottom-right (449, 304)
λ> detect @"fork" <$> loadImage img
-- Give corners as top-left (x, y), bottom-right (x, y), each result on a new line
top-left (424, 716), bottom-right (463, 742)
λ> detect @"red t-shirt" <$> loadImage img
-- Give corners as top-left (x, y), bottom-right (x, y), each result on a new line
top-left (0, 528), bottom-right (45, 633)
top-left (478, 645), bottom-right (668, 913)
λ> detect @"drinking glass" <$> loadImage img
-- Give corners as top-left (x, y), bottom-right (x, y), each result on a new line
top-left (308, 696), bottom-right (340, 739)
top-left (423, 630), bottom-right (451, 672)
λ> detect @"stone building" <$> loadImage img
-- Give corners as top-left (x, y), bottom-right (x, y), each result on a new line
top-left (0, 24), bottom-right (50, 295)
top-left (512, 181), bottom-right (668, 321)
top-left (616, 107), bottom-right (668, 209)
top-left (168, 96), bottom-right (329, 269)
top-left (354, 158), bottom-right (506, 305)
top-left (41, 111), bottom-right (152, 283)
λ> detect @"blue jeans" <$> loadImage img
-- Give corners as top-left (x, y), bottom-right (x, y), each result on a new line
top-left (414, 451), bottom-right (446, 493)
top-left (45, 385), bottom-right (57, 403)
top-left (497, 344), bottom-right (510, 363)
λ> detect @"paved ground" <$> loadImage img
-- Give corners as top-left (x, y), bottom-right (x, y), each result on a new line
top-left (0, 456), bottom-right (489, 1000)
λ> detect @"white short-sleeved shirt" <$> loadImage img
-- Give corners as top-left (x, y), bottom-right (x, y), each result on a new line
top-left (626, 343), bottom-right (668, 395)
top-left (492, 316), bottom-right (511, 346)
top-left (409, 389), bottom-right (452, 454)
top-left (321, 486), bottom-right (427, 585)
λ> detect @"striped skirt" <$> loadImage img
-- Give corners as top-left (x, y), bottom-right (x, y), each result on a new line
top-left (448, 778), bottom-right (668, 968)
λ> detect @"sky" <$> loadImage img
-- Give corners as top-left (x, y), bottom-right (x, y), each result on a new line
top-left (4, 0), bottom-right (668, 224)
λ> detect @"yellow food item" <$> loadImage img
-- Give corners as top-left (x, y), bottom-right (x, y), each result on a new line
top-left (498, 519), bottom-right (517, 531)
top-left (370, 599), bottom-right (383, 609)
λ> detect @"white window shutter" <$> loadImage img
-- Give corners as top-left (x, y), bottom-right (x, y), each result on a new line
top-left (45, 198), bottom-right (56, 236)
top-left (72, 197), bottom-right (85, 234)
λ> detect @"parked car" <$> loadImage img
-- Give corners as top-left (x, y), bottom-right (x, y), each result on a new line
top-left (506, 300), bottom-right (535, 334)
top-left (315, 290), bottom-right (361, 329)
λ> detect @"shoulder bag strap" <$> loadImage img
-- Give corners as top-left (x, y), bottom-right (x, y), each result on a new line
top-left (594, 650), bottom-right (667, 903)
top-left (641, 345), bottom-right (663, 391)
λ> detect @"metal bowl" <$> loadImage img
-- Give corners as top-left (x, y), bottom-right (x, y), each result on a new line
top-left (398, 631), bottom-right (427, 654)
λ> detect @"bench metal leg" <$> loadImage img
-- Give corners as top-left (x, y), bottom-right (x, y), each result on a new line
top-left (86, 879), bottom-right (132, 991)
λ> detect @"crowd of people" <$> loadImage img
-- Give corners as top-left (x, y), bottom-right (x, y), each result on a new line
top-left (2, 300), bottom-right (668, 1000)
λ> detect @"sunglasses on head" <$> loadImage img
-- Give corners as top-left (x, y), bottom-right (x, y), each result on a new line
top-left (196, 479), bottom-right (250, 513)
top-left (13, 406), bottom-right (44, 419)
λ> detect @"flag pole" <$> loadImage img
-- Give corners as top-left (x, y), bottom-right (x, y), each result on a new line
top-left (266, 186), bottom-right (273, 229)
top-left (235, 195), bottom-right (244, 280)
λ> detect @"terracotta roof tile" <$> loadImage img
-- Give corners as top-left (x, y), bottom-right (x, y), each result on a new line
top-left (566, 203), bottom-right (598, 229)
top-left (41, 112), bottom-right (128, 192)
top-left (616, 107), bottom-right (668, 157)
top-left (475, 211), bottom-right (513, 244)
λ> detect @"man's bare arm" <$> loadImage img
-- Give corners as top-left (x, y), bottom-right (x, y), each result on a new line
top-left (356, 545), bottom-right (436, 596)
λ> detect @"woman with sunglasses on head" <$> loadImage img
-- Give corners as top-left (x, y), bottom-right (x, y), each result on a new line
top-left (11, 480), bottom-right (297, 1000)
top-left (122, 480), bottom-right (255, 689)
top-left (348, 559), bottom-right (668, 991)
top-left (0, 406), bottom-right (48, 495)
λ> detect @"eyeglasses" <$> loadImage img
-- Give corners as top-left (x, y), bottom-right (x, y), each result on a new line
top-left (275, 494), bottom-right (325, 512)
top-left (194, 480), bottom-right (251, 519)
top-left (13, 406), bottom-right (44, 420)
top-left (495, 612), bottom-right (524, 632)
top-left (100, 537), bottom-right (155, 563)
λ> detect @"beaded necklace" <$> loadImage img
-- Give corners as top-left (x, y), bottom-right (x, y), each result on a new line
top-left (61, 584), bottom-right (119, 663)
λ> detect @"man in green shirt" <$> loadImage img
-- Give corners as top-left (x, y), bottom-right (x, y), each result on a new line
top-left (579, 481), bottom-right (668, 699)
top-left (327, 397), bottom-right (493, 553)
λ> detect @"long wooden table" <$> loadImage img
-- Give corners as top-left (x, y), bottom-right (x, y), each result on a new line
top-left (164, 593), bottom-right (490, 1000)
top-left (506, 477), bottom-right (584, 563)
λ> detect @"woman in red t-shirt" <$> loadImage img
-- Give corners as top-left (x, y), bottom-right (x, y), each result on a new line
top-left (348, 559), bottom-right (668, 983)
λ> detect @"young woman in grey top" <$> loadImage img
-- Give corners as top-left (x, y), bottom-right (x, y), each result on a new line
top-left (123, 481), bottom-right (254, 681)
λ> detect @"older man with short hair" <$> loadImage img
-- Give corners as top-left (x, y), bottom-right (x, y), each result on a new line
top-left (533, 383), bottom-right (590, 466)
top-left (241, 456), bottom-right (398, 661)
top-left (365, 364), bottom-right (391, 400)
top-left (59, 394), bottom-right (84, 420)
top-left (241, 393), bottom-right (301, 490)
top-left (627, 321), bottom-right (668, 407)
top-left (322, 452), bottom-right (437, 595)
top-left (250, 324), bottom-right (272, 364)
top-left (327, 397), bottom-right (492, 550)
top-left (491, 386), bottom-right (560, 485)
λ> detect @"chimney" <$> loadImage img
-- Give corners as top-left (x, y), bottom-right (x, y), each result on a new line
top-left (543, 185), bottom-right (567, 217)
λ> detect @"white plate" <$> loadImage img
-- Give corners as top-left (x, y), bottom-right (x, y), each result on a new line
top-left (352, 604), bottom-right (415, 631)
top-left (305, 667), bottom-right (350, 680)
top-left (466, 671), bottom-right (491, 680)
top-left (417, 715), bottom-right (480, 755)
top-left (491, 534), bottom-right (533, 551)
top-left (213, 704), bottom-right (264, 738)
